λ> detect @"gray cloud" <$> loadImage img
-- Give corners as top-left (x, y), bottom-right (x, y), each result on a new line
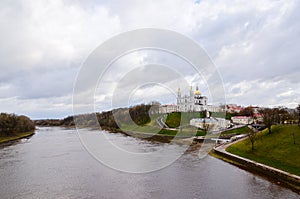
top-left (0, 0), bottom-right (299, 118)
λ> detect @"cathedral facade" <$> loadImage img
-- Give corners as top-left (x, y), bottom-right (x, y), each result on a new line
top-left (177, 86), bottom-right (208, 112)
top-left (158, 85), bottom-right (222, 114)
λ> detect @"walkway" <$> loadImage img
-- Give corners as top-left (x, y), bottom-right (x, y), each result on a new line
top-left (156, 115), bottom-right (168, 128)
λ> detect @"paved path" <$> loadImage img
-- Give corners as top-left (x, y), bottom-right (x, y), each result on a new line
top-left (214, 136), bottom-right (248, 152)
top-left (157, 116), bottom-right (168, 128)
top-left (156, 116), bottom-right (178, 131)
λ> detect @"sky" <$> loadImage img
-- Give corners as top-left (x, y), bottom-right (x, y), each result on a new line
top-left (0, 0), bottom-right (299, 119)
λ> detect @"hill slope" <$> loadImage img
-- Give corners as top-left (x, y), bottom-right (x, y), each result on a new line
top-left (226, 125), bottom-right (300, 176)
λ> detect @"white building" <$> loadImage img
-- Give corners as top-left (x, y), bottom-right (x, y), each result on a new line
top-left (253, 113), bottom-right (264, 123)
top-left (231, 116), bottom-right (254, 125)
top-left (177, 86), bottom-right (207, 112)
top-left (190, 117), bottom-right (231, 131)
top-left (159, 104), bottom-right (177, 114)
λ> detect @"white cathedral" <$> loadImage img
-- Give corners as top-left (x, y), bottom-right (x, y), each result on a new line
top-left (159, 85), bottom-right (222, 113)
top-left (177, 85), bottom-right (208, 112)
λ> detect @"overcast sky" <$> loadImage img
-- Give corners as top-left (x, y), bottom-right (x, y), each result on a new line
top-left (0, 0), bottom-right (299, 119)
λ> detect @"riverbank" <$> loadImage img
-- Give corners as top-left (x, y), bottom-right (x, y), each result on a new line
top-left (211, 136), bottom-right (300, 193)
top-left (226, 125), bottom-right (300, 176)
top-left (0, 131), bottom-right (35, 143)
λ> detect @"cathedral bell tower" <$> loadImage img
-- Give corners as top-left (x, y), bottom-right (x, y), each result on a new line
top-left (177, 87), bottom-right (181, 105)
top-left (190, 85), bottom-right (193, 97)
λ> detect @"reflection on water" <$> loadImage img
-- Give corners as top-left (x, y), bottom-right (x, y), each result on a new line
top-left (0, 127), bottom-right (298, 199)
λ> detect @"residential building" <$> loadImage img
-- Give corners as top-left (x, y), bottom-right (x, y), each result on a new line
top-left (231, 116), bottom-right (254, 125)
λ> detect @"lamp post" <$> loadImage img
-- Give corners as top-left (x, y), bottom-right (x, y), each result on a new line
top-left (293, 132), bottom-right (296, 145)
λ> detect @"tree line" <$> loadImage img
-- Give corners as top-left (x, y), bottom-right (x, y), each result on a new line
top-left (0, 113), bottom-right (35, 136)
top-left (35, 116), bottom-right (75, 127)
top-left (245, 105), bottom-right (300, 151)
top-left (36, 104), bottom-right (152, 132)
top-left (259, 106), bottom-right (300, 134)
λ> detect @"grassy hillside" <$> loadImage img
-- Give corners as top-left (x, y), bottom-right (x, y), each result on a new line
top-left (122, 122), bottom-right (205, 137)
top-left (226, 125), bottom-right (300, 176)
top-left (165, 112), bottom-right (204, 128)
top-left (221, 125), bottom-right (252, 135)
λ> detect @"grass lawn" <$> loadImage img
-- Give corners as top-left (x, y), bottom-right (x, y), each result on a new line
top-left (226, 125), bottom-right (300, 176)
top-left (221, 125), bottom-right (252, 135)
top-left (120, 112), bottom-right (210, 137)
top-left (0, 131), bottom-right (35, 143)
top-left (164, 112), bottom-right (181, 128)
top-left (165, 112), bottom-right (204, 128)
top-left (210, 111), bottom-right (226, 118)
top-left (121, 116), bottom-right (206, 137)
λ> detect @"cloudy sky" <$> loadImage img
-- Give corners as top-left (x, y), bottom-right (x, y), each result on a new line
top-left (0, 0), bottom-right (299, 119)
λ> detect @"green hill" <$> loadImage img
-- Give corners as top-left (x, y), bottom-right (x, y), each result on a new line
top-left (165, 112), bottom-right (204, 128)
top-left (226, 125), bottom-right (300, 176)
top-left (221, 125), bottom-right (252, 135)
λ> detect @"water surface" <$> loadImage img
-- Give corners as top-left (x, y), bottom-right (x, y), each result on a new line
top-left (0, 127), bottom-right (298, 199)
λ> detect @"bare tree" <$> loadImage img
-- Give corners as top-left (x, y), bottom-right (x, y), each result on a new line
top-left (259, 108), bottom-right (275, 134)
top-left (297, 104), bottom-right (300, 126)
top-left (273, 107), bottom-right (290, 124)
top-left (248, 128), bottom-right (257, 151)
top-left (239, 106), bottom-right (254, 117)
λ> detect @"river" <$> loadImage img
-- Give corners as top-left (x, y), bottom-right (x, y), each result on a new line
top-left (0, 127), bottom-right (298, 199)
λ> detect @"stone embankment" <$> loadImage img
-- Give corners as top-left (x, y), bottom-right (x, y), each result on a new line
top-left (213, 140), bottom-right (300, 192)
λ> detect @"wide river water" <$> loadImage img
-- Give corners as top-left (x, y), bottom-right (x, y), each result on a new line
top-left (0, 127), bottom-right (299, 199)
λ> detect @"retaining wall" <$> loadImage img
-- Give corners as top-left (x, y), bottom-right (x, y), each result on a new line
top-left (213, 145), bottom-right (300, 191)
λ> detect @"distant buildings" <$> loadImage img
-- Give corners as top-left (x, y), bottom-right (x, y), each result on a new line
top-left (231, 114), bottom-right (264, 125)
top-left (156, 86), bottom-right (266, 127)
top-left (226, 104), bottom-right (243, 113)
top-left (253, 113), bottom-right (264, 123)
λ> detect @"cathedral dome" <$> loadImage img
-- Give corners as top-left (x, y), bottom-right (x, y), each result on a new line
top-left (195, 90), bottom-right (201, 95)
